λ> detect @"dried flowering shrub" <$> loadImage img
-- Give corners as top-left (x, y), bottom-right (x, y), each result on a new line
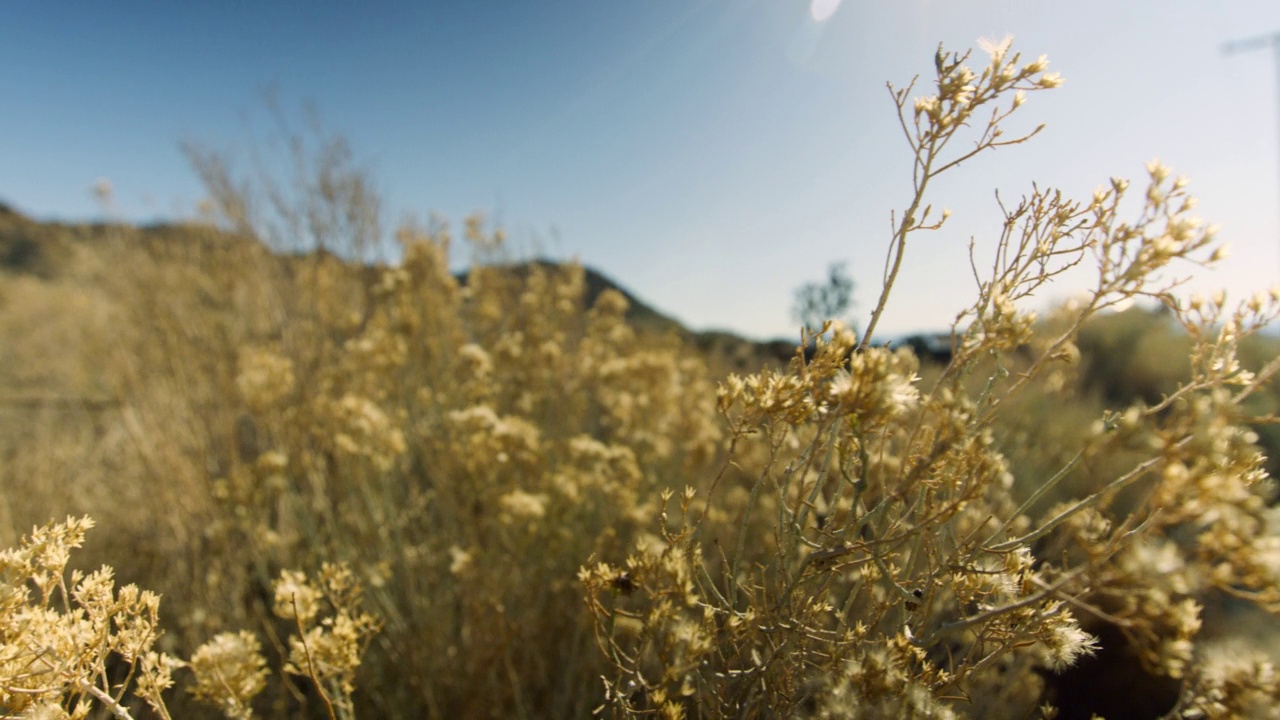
top-left (0, 516), bottom-right (178, 719)
top-left (272, 564), bottom-right (379, 720)
top-left (0, 517), bottom-right (379, 720)
top-left (6, 162), bottom-right (727, 713)
top-left (187, 631), bottom-right (269, 720)
top-left (298, 239), bottom-right (724, 716)
top-left (113, 204), bottom-right (726, 714)
top-left (583, 40), bottom-right (1280, 719)
top-left (7, 35), bottom-right (1280, 720)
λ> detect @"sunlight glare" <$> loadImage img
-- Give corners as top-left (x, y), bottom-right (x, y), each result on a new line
top-left (810, 0), bottom-right (842, 23)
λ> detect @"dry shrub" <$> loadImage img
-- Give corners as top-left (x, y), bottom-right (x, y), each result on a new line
top-left (4, 38), bottom-right (1280, 720)
top-left (2, 198), bottom-right (725, 715)
top-left (581, 41), bottom-right (1280, 719)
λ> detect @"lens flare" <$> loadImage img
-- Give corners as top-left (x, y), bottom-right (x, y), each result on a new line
top-left (810, 0), bottom-right (842, 23)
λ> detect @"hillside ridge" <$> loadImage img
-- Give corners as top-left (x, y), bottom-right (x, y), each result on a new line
top-left (0, 203), bottom-right (809, 368)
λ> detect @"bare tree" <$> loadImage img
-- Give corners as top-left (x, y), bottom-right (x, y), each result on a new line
top-left (792, 261), bottom-right (855, 332)
top-left (183, 101), bottom-right (385, 262)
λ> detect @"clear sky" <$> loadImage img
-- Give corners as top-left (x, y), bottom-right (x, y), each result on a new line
top-left (4, 1), bottom-right (1280, 341)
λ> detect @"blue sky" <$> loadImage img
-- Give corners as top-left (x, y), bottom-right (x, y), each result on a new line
top-left (4, 1), bottom-right (1280, 340)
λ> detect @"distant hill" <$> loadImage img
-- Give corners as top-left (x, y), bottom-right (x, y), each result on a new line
top-left (0, 204), bottom-right (800, 377)
top-left (0, 204), bottom-right (967, 377)
top-left (451, 259), bottom-right (686, 336)
top-left (0, 200), bottom-right (77, 279)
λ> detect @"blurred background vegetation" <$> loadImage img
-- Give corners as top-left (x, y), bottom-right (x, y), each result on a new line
top-left (6, 193), bottom-right (1280, 716)
top-left (4, 102), bottom-right (1280, 715)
